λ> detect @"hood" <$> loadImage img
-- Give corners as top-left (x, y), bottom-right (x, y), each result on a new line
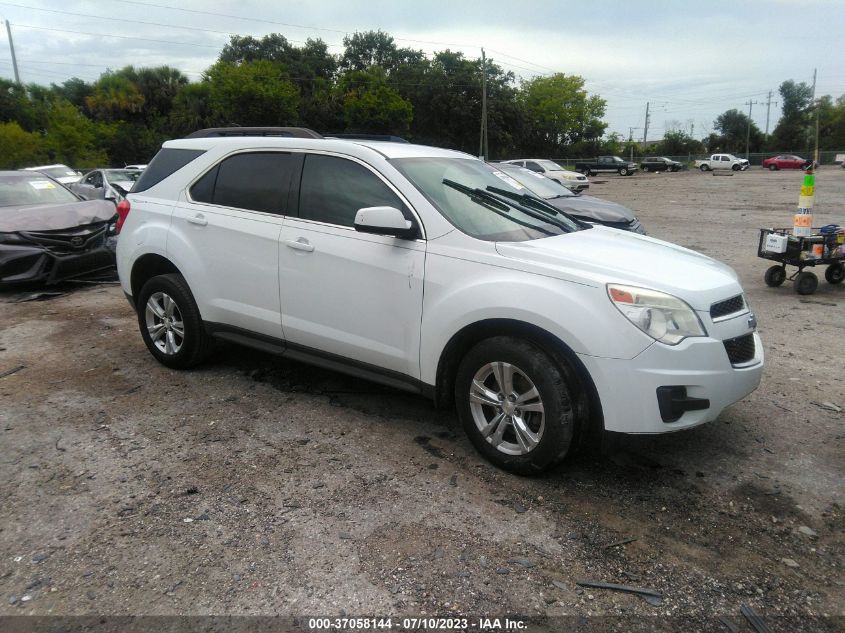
top-left (0, 199), bottom-right (116, 232)
top-left (547, 169), bottom-right (583, 178)
top-left (110, 180), bottom-right (134, 191)
top-left (495, 226), bottom-right (740, 310)
top-left (544, 194), bottom-right (636, 223)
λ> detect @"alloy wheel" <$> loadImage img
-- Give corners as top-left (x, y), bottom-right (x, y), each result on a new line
top-left (468, 361), bottom-right (545, 456)
top-left (145, 291), bottom-right (185, 355)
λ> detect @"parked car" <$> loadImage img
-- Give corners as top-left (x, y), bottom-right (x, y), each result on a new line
top-left (694, 154), bottom-right (749, 171)
top-left (0, 171), bottom-right (117, 286)
top-left (22, 164), bottom-right (82, 185)
top-left (761, 155), bottom-right (813, 171)
top-left (70, 169), bottom-right (141, 203)
top-left (574, 156), bottom-right (638, 176)
top-left (501, 159), bottom-right (590, 191)
top-left (640, 156), bottom-right (683, 172)
top-left (494, 163), bottom-right (645, 234)
top-left (117, 130), bottom-right (763, 474)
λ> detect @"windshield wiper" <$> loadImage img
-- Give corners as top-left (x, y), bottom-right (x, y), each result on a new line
top-left (484, 186), bottom-right (586, 231)
top-left (442, 179), bottom-right (556, 236)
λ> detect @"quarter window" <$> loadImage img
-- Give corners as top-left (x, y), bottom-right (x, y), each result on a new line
top-left (298, 154), bottom-right (406, 227)
top-left (189, 152), bottom-right (296, 215)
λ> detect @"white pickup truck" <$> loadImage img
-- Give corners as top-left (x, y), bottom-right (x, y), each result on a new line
top-left (695, 154), bottom-right (750, 172)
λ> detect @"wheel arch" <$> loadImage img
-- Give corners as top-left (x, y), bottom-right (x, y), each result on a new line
top-left (433, 318), bottom-right (604, 444)
top-left (130, 254), bottom-right (183, 307)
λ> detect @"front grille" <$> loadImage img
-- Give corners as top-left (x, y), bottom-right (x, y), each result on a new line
top-left (20, 223), bottom-right (108, 252)
top-left (724, 333), bottom-right (756, 365)
top-left (711, 294), bottom-right (745, 319)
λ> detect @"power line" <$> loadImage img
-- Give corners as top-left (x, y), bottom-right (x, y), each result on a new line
top-left (11, 23), bottom-right (229, 49)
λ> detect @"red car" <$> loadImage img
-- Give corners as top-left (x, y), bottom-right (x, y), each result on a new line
top-left (762, 155), bottom-right (812, 171)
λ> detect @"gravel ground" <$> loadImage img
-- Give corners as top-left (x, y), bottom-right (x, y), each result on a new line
top-left (0, 166), bottom-right (843, 631)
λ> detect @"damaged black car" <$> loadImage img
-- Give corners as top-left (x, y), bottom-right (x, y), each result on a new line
top-left (0, 171), bottom-right (117, 286)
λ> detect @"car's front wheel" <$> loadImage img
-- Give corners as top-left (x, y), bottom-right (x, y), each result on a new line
top-left (618, 167), bottom-right (629, 176)
top-left (455, 336), bottom-right (576, 474)
top-left (137, 273), bottom-right (213, 369)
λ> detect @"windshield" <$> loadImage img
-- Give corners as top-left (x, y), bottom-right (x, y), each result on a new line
top-left (392, 157), bottom-right (581, 242)
top-left (496, 164), bottom-right (577, 199)
top-left (35, 166), bottom-right (78, 179)
top-left (537, 160), bottom-right (564, 171)
top-left (0, 173), bottom-right (79, 207)
top-left (104, 169), bottom-right (141, 183)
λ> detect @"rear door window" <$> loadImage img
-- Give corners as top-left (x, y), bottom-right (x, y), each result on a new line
top-left (189, 152), bottom-right (297, 215)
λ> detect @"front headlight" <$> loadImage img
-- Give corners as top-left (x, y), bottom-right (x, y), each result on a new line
top-left (607, 284), bottom-right (706, 345)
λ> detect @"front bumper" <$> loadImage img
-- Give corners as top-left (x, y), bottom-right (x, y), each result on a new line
top-left (0, 242), bottom-right (115, 286)
top-left (578, 331), bottom-right (763, 434)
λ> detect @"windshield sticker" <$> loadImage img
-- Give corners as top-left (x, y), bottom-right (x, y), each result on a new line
top-left (29, 180), bottom-right (56, 190)
top-left (491, 171), bottom-right (524, 190)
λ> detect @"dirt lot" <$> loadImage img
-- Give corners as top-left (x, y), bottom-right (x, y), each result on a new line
top-left (1, 166), bottom-right (843, 631)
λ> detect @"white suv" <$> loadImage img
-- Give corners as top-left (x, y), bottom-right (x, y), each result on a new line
top-left (116, 130), bottom-right (763, 474)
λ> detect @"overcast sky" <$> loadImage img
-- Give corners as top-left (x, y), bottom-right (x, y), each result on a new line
top-left (0, 0), bottom-right (842, 141)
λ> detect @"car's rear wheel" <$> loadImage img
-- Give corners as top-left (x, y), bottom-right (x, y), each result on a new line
top-left (768, 164), bottom-right (778, 171)
top-left (642, 165), bottom-right (649, 172)
top-left (584, 168), bottom-right (592, 177)
top-left (700, 164), bottom-right (709, 172)
top-left (137, 273), bottom-right (213, 369)
top-left (455, 336), bottom-right (576, 475)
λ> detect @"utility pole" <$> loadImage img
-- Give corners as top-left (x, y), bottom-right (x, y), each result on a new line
top-left (4, 19), bottom-right (20, 84)
top-left (744, 99), bottom-right (758, 159)
top-left (478, 48), bottom-right (488, 161)
top-left (642, 102), bottom-right (650, 149)
top-left (763, 90), bottom-right (777, 140)
top-left (810, 68), bottom-right (819, 164)
top-left (628, 127), bottom-right (640, 162)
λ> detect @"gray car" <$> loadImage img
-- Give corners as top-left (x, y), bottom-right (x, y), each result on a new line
top-left (0, 171), bottom-right (117, 286)
top-left (494, 163), bottom-right (646, 234)
top-left (70, 169), bottom-right (141, 203)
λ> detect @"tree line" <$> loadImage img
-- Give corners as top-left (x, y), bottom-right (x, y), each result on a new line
top-left (0, 30), bottom-right (842, 169)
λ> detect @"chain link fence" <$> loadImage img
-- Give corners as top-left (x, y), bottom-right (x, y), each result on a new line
top-left (553, 150), bottom-right (845, 170)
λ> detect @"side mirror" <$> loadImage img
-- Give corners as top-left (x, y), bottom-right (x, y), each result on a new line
top-left (354, 206), bottom-right (418, 239)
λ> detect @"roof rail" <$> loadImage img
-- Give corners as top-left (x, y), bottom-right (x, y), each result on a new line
top-left (185, 127), bottom-right (323, 139)
top-left (329, 133), bottom-right (409, 143)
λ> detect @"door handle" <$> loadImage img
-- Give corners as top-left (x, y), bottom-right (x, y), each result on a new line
top-left (284, 238), bottom-right (314, 253)
top-left (187, 213), bottom-right (207, 226)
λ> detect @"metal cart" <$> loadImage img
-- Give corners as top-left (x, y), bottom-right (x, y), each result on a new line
top-left (758, 227), bottom-right (845, 295)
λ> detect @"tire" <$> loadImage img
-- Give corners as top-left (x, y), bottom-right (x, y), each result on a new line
top-left (732, 163), bottom-right (741, 171)
top-left (699, 164), bottom-right (709, 172)
top-left (768, 164), bottom-right (778, 171)
top-left (825, 264), bottom-right (845, 284)
top-left (794, 271), bottom-right (819, 295)
top-left (136, 273), bottom-right (213, 369)
top-left (764, 265), bottom-right (786, 287)
top-left (455, 336), bottom-right (577, 475)
top-left (618, 167), bottom-right (629, 176)
top-left (584, 168), bottom-right (592, 177)
top-left (642, 165), bottom-right (649, 172)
